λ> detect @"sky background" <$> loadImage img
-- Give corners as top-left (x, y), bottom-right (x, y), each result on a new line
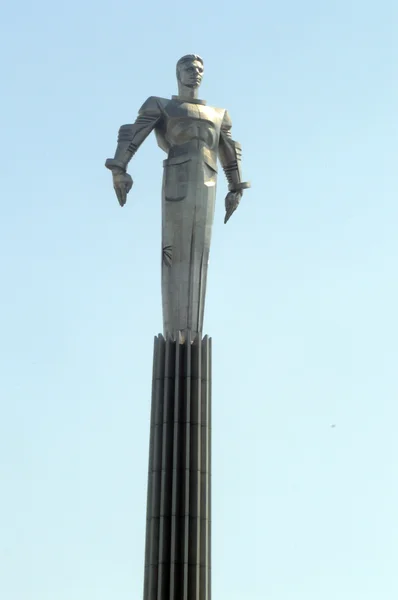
top-left (1, 1), bottom-right (397, 599)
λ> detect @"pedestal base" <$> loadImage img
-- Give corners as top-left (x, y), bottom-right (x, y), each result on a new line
top-left (143, 333), bottom-right (212, 600)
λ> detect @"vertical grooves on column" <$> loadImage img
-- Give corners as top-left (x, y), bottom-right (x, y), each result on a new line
top-left (182, 331), bottom-right (192, 600)
top-left (144, 333), bottom-right (211, 600)
top-left (188, 334), bottom-right (201, 599)
top-left (208, 337), bottom-right (212, 600)
top-left (146, 335), bottom-right (166, 600)
top-left (170, 338), bottom-right (183, 599)
top-left (158, 337), bottom-right (175, 600)
top-left (200, 336), bottom-right (211, 600)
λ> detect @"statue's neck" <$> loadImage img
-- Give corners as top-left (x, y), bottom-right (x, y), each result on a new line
top-left (177, 82), bottom-right (199, 100)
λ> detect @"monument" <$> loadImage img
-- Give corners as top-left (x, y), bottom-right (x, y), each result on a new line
top-left (105, 54), bottom-right (250, 600)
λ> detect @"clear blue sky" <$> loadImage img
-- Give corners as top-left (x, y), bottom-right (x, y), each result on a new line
top-left (1, 1), bottom-right (397, 599)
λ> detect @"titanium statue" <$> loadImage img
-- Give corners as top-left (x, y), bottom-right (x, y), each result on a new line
top-left (105, 55), bottom-right (250, 339)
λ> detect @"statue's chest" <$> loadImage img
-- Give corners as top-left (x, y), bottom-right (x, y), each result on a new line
top-left (165, 102), bottom-right (220, 121)
top-left (163, 103), bottom-right (224, 148)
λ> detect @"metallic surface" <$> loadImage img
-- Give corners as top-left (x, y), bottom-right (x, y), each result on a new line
top-left (105, 55), bottom-right (250, 339)
top-left (144, 333), bottom-right (212, 600)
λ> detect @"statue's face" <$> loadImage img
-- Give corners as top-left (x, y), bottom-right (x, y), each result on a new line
top-left (178, 60), bottom-right (204, 89)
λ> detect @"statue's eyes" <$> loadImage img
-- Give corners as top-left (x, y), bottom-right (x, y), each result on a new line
top-left (187, 65), bottom-right (203, 74)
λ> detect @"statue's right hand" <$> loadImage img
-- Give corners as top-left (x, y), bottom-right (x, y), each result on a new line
top-left (112, 170), bottom-right (133, 207)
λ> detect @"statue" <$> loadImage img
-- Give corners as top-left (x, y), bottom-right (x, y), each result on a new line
top-left (105, 54), bottom-right (250, 340)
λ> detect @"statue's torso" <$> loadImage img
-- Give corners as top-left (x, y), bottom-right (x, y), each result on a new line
top-left (156, 99), bottom-right (222, 337)
top-left (153, 98), bottom-right (225, 169)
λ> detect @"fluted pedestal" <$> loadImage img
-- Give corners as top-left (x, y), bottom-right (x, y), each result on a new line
top-left (143, 333), bottom-right (212, 600)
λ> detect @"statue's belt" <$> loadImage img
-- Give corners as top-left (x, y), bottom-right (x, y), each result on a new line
top-left (163, 151), bottom-right (218, 173)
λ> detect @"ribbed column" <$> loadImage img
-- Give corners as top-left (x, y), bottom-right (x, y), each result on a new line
top-left (143, 333), bottom-right (212, 600)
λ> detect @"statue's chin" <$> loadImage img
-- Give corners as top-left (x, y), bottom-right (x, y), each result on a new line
top-left (182, 82), bottom-right (201, 89)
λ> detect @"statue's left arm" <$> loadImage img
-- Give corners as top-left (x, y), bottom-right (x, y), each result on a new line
top-left (218, 110), bottom-right (251, 223)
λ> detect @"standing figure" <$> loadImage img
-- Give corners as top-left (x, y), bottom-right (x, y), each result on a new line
top-left (105, 54), bottom-right (250, 339)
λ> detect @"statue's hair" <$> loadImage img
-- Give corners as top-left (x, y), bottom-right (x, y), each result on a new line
top-left (176, 54), bottom-right (204, 78)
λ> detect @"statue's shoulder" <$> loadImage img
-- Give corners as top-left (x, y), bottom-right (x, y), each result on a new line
top-left (207, 105), bottom-right (229, 125)
top-left (211, 105), bottom-right (226, 113)
top-left (139, 96), bottom-right (170, 115)
top-left (220, 108), bottom-right (231, 128)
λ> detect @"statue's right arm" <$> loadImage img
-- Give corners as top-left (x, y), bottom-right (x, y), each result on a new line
top-left (105, 96), bottom-right (163, 206)
top-left (105, 96), bottom-right (163, 172)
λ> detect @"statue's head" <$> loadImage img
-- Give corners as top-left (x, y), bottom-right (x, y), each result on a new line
top-left (176, 54), bottom-right (204, 89)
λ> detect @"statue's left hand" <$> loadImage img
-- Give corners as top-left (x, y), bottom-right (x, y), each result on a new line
top-left (224, 190), bottom-right (243, 224)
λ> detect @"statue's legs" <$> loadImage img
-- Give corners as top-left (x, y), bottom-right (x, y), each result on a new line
top-left (161, 158), bottom-right (217, 339)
